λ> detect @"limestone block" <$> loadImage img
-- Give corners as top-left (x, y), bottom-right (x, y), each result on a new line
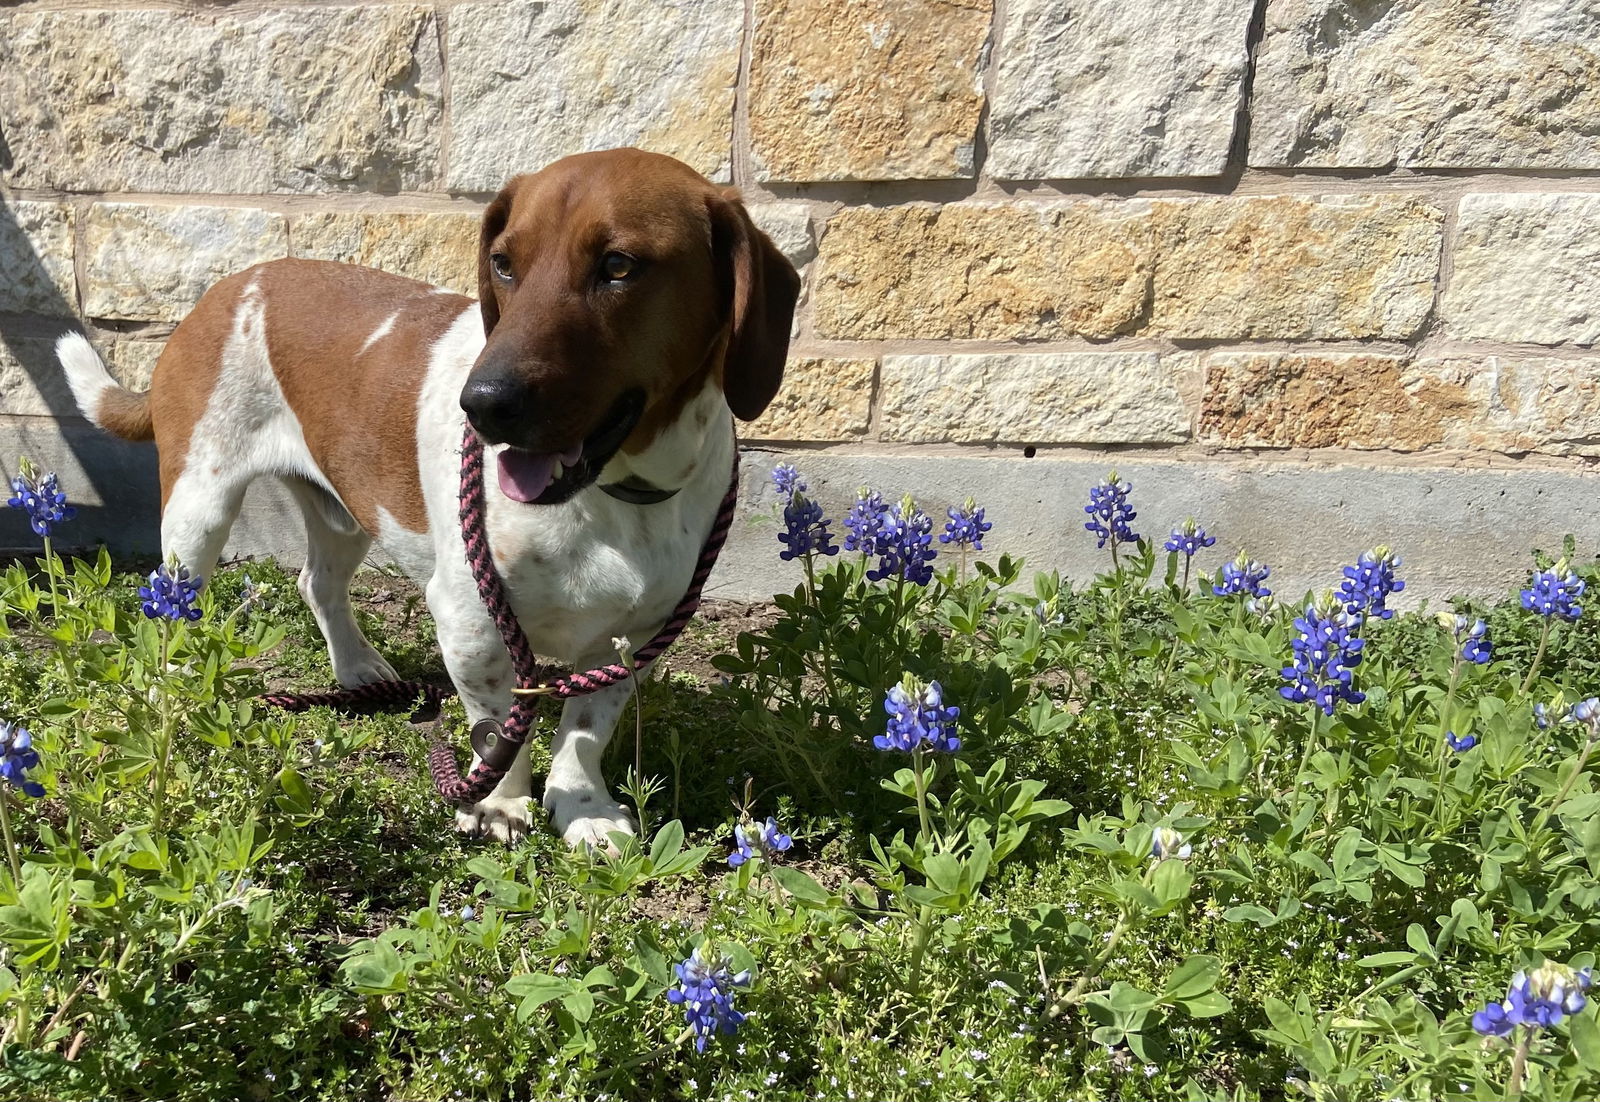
top-left (815, 201), bottom-right (1154, 340)
top-left (1151, 195), bottom-right (1444, 340)
top-left (0, 202), bottom-right (76, 317)
top-left (989, 0), bottom-right (1253, 179)
top-left (0, 6), bottom-right (442, 193)
top-left (1443, 194), bottom-right (1600, 346)
top-left (880, 352), bottom-right (1188, 444)
top-left (293, 211), bottom-right (480, 295)
top-left (1251, 0), bottom-right (1600, 169)
top-left (749, 0), bottom-right (991, 181)
top-left (745, 357), bottom-right (874, 441)
top-left (748, 203), bottom-right (818, 269)
top-left (447, 0), bottom-right (740, 190)
top-left (84, 204), bottom-right (289, 323)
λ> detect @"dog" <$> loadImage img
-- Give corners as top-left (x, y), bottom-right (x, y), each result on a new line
top-left (56, 148), bottom-right (801, 847)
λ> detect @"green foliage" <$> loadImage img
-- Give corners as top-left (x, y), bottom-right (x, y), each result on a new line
top-left (0, 493), bottom-right (1597, 1100)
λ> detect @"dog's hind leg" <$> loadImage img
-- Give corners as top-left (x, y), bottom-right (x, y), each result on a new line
top-left (158, 462), bottom-right (251, 592)
top-left (283, 478), bottom-right (399, 688)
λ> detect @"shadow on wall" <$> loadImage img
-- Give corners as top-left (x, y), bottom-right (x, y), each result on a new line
top-left (0, 122), bottom-right (163, 558)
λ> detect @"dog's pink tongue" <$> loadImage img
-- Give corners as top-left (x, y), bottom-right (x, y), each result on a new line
top-left (497, 450), bottom-right (556, 503)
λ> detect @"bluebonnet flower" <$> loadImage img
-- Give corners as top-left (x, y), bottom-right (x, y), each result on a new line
top-left (1473, 963), bottom-right (1592, 1038)
top-left (458, 905), bottom-right (476, 921)
top-left (1445, 731), bottom-right (1479, 753)
top-left (1339, 547), bottom-right (1405, 621)
top-left (1083, 472), bottom-right (1139, 550)
top-left (1213, 553), bottom-right (1272, 600)
top-left (875, 675), bottom-right (961, 753)
top-left (1280, 595), bottom-right (1366, 717)
top-left (770, 464), bottom-right (805, 498)
top-left (1522, 562), bottom-right (1585, 622)
top-left (728, 816), bottom-right (793, 868)
top-left (842, 488), bottom-right (887, 556)
top-left (666, 947), bottom-right (751, 1052)
top-left (1571, 697), bottom-right (1600, 727)
top-left (1163, 520), bottom-right (1215, 559)
top-left (7, 464), bottom-right (76, 539)
top-left (1150, 827), bottom-right (1192, 861)
top-left (1454, 616), bottom-right (1492, 665)
top-left (940, 497), bottom-right (992, 551)
top-left (0, 721), bottom-right (45, 799)
top-left (1535, 702), bottom-right (1556, 730)
top-left (776, 493), bottom-right (839, 562)
top-left (867, 496), bottom-right (937, 586)
top-left (139, 562), bottom-right (204, 622)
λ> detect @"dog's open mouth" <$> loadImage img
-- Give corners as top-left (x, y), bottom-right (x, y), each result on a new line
top-left (495, 390), bottom-right (645, 506)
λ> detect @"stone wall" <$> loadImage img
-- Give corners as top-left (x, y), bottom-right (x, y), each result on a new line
top-left (3, 0), bottom-right (1600, 603)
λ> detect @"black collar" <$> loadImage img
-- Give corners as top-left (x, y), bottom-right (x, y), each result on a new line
top-left (599, 478), bottom-right (681, 505)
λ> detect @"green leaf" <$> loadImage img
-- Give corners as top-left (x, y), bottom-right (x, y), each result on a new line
top-left (772, 866), bottom-right (831, 905)
top-left (1162, 956), bottom-right (1221, 1001)
top-left (648, 820), bottom-right (685, 868)
top-left (1179, 991), bottom-right (1233, 1018)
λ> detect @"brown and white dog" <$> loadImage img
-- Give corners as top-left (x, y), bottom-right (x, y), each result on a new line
top-left (56, 148), bottom-right (800, 846)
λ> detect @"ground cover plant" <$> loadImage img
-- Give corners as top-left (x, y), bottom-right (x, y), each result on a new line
top-left (0, 456), bottom-right (1596, 1101)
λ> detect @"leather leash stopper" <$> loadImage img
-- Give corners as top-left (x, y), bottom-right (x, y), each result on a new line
top-left (469, 717), bottom-right (522, 772)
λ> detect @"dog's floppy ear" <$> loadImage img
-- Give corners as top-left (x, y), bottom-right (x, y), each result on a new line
top-left (477, 181), bottom-right (517, 337)
top-left (707, 190), bottom-right (801, 422)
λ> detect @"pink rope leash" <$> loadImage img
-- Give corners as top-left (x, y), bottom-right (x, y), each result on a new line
top-left (269, 422), bottom-right (738, 807)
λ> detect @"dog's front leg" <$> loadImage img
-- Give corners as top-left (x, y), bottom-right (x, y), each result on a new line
top-left (544, 672), bottom-right (642, 851)
top-left (428, 575), bottom-right (534, 842)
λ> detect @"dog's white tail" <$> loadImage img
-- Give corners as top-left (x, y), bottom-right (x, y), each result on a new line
top-left (56, 332), bottom-right (154, 442)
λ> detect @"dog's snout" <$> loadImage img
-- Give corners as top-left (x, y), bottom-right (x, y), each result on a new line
top-left (460, 375), bottom-right (529, 444)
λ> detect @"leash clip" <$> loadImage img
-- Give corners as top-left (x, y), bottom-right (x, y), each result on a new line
top-left (468, 717), bottom-right (523, 772)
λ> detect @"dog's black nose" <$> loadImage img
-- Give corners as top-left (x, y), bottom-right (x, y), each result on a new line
top-left (460, 376), bottom-right (529, 444)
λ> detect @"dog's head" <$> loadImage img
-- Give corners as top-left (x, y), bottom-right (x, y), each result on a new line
top-left (462, 148), bottom-right (801, 505)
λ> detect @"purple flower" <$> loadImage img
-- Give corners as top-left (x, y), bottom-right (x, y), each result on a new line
top-left (770, 464), bottom-right (806, 498)
top-left (7, 465), bottom-right (76, 539)
top-left (1084, 472), bottom-right (1138, 551)
top-left (777, 493), bottom-right (839, 562)
top-left (1473, 963), bottom-right (1593, 1038)
top-left (1163, 520), bottom-right (1215, 559)
top-left (875, 676), bottom-right (961, 754)
top-left (1445, 731), bottom-right (1478, 753)
top-left (728, 816), bottom-right (793, 868)
top-left (1280, 595), bottom-right (1366, 717)
top-left (139, 562), bottom-right (204, 622)
top-left (867, 496), bottom-right (937, 586)
top-left (940, 497), bottom-right (992, 551)
top-left (1339, 547), bottom-right (1405, 622)
top-left (1522, 563), bottom-right (1584, 622)
top-left (1454, 616), bottom-right (1491, 665)
top-left (666, 947), bottom-right (751, 1052)
top-left (0, 721), bottom-right (44, 798)
top-left (1213, 554), bottom-right (1272, 600)
top-left (842, 488), bottom-right (888, 556)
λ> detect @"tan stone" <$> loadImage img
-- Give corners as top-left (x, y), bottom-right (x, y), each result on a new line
top-left (748, 203), bottom-right (817, 268)
top-left (1152, 195), bottom-right (1444, 340)
top-left (84, 204), bottom-right (289, 323)
top-left (745, 357), bottom-right (875, 441)
top-left (749, 0), bottom-right (990, 182)
top-left (814, 201), bottom-right (1154, 340)
top-left (293, 212), bottom-right (480, 296)
top-left (1443, 194), bottom-right (1600, 346)
top-left (0, 202), bottom-right (76, 317)
top-left (1252, 0), bottom-right (1600, 169)
top-left (880, 352), bottom-right (1188, 444)
top-left (0, 337), bottom-right (162, 418)
top-left (989, 0), bottom-right (1252, 179)
top-left (447, 0), bottom-right (740, 190)
top-left (0, 7), bottom-right (442, 193)
top-left (1197, 352), bottom-right (1600, 455)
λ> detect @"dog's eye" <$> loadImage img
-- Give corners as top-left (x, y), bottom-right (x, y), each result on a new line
top-left (489, 252), bottom-right (514, 282)
top-left (600, 252), bottom-right (638, 283)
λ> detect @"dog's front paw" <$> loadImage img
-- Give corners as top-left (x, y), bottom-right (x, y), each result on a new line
top-left (333, 647), bottom-right (400, 689)
top-left (551, 798), bottom-right (635, 854)
top-left (455, 793), bottom-right (537, 844)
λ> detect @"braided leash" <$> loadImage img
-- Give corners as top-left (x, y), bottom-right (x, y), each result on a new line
top-left (268, 421), bottom-right (739, 808)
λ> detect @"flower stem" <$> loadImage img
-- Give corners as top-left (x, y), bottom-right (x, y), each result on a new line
top-left (906, 747), bottom-right (936, 992)
top-left (1291, 706), bottom-right (1322, 809)
top-left (1520, 619), bottom-right (1552, 695)
top-left (151, 623), bottom-right (176, 834)
top-left (0, 791), bottom-right (22, 886)
top-left (1508, 1024), bottom-right (1531, 1098)
top-left (1531, 733), bottom-right (1598, 835)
